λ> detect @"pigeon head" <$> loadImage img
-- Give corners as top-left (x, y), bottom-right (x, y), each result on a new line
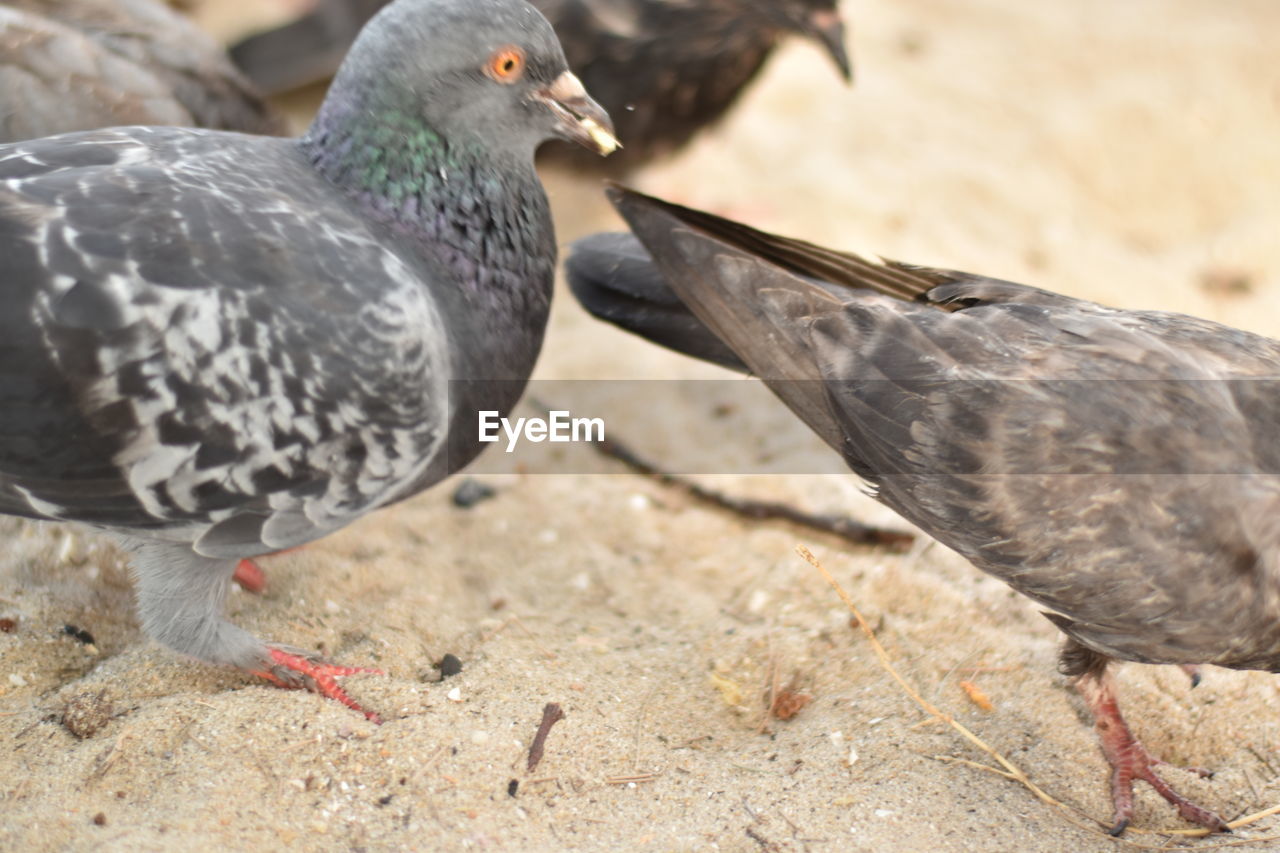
top-left (747, 0), bottom-right (852, 81)
top-left (310, 0), bottom-right (617, 162)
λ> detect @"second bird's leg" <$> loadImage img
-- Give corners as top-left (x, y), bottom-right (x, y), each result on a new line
top-left (1066, 645), bottom-right (1228, 835)
top-left (233, 558), bottom-right (267, 593)
top-left (232, 545), bottom-right (309, 593)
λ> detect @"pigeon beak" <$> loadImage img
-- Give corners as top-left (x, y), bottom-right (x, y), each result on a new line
top-left (538, 71), bottom-right (620, 156)
top-left (804, 9), bottom-right (854, 83)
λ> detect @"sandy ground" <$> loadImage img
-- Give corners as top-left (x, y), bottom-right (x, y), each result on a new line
top-left (4, 0), bottom-right (1280, 850)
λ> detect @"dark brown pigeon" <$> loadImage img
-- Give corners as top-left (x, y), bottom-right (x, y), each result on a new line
top-left (565, 186), bottom-right (1280, 835)
top-left (0, 0), bottom-right (614, 722)
top-left (230, 0), bottom-right (851, 172)
top-left (0, 0), bottom-right (284, 142)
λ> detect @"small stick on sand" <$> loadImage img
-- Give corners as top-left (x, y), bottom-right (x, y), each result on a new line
top-left (605, 773), bottom-right (659, 785)
top-left (527, 702), bottom-right (565, 772)
top-left (798, 544), bottom-right (1280, 844)
top-left (796, 547), bottom-right (1070, 810)
top-left (510, 614), bottom-right (558, 661)
top-left (745, 825), bottom-right (779, 851)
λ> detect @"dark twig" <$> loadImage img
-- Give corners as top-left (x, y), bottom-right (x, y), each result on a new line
top-left (527, 703), bottom-right (565, 773)
top-left (524, 396), bottom-right (914, 551)
top-left (745, 826), bottom-right (780, 852)
top-left (599, 434), bottom-right (913, 549)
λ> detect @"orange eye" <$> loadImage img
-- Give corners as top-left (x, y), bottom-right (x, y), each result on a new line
top-left (485, 46), bottom-right (526, 84)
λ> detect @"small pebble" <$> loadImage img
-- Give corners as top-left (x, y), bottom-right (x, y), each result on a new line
top-left (452, 478), bottom-right (496, 508)
top-left (92, 813), bottom-right (106, 827)
top-left (470, 730), bottom-right (489, 745)
top-left (447, 687), bottom-right (463, 702)
top-left (0, 618), bottom-right (16, 633)
top-left (62, 624), bottom-right (95, 645)
top-left (1199, 267), bottom-right (1254, 297)
top-left (63, 690), bottom-right (112, 739)
top-left (436, 654), bottom-right (463, 678)
top-left (8, 673), bottom-right (27, 687)
top-left (507, 779), bottom-right (519, 797)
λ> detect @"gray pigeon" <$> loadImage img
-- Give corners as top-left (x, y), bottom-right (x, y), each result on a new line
top-left (228, 0), bottom-right (851, 173)
top-left (0, 0), bottom-right (615, 722)
top-left (565, 187), bottom-right (1280, 834)
top-left (0, 0), bottom-right (285, 142)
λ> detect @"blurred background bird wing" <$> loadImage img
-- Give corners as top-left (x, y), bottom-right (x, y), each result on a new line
top-left (0, 0), bottom-right (282, 142)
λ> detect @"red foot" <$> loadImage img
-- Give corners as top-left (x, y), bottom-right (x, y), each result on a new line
top-left (1076, 669), bottom-right (1228, 835)
top-left (252, 648), bottom-right (384, 724)
top-left (232, 547), bottom-right (307, 594)
top-left (233, 559), bottom-right (267, 593)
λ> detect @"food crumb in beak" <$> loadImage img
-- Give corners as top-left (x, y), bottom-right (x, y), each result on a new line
top-left (582, 118), bottom-right (620, 156)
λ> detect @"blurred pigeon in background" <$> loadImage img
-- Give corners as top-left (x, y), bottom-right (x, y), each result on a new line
top-left (0, 0), bottom-right (615, 721)
top-left (230, 0), bottom-right (851, 172)
top-left (0, 0), bottom-right (284, 142)
top-left (566, 187), bottom-right (1280, 834)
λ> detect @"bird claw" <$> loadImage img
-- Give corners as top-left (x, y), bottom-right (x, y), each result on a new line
top-left (1103, 738), bottom-right (1230, 835)
top-left (1081, 670), bottom-right (1229, 835)
top-left (252, 648), bottom-right (384, 723)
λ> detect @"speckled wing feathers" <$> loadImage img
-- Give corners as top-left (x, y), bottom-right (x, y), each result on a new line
top-left (0, 128), bottom-right (450, 554)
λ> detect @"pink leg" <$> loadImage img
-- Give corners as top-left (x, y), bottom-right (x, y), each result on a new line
top-left (1075, 668), bottom-right (1228, 835)
top-left (232, 559), bottom-right (267, 593)
top-left (252, 649), bottom-right (384, 724)
top-left (232, 547), bottom-right (307, 593)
